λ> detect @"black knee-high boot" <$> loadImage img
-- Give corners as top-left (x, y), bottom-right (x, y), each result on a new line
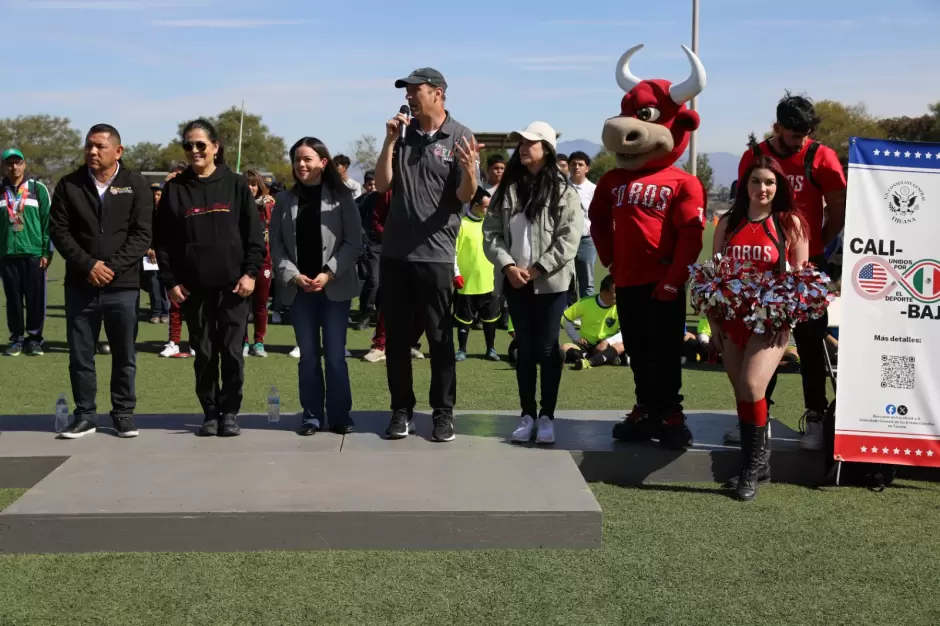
top-left (737, 423), bottom-right (767, 501)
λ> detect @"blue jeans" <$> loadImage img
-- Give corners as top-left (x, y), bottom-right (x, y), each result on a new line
top-left (575, 236), bottom-right (596, 299)
top-left (291, 291), bottom-right (353, 425)
top-left (146, 271), bottom-right (169, 316)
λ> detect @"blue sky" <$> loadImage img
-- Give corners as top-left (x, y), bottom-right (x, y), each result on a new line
top-left (1, 0), bottom-right (938, 158)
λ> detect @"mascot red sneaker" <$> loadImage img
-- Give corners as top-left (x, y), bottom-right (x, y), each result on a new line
top-left (589, 44), bottom-right (707, 449)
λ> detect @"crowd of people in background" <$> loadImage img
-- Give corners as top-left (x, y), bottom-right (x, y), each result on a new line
top-left (0, 63), bottom-right (844, 489)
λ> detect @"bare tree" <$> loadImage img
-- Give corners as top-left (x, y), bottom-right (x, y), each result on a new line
top-left (352, 134), bottom-right (379, 172)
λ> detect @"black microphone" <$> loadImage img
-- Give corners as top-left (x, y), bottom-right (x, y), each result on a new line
top-left (399, 105), bottom-right (410, 143)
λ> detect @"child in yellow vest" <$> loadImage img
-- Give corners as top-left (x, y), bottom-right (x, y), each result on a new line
top-left (454, 188), bottom-right (500, 361)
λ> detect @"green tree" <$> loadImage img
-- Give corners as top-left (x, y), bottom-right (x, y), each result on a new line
top-left (177, 107), bottom-right (287, 174)
top-left (351, 134), bottom-right (379, 172)
top-left (747, 132), bottom-right (759, 149)
top-left (123, 141), bottom-right (165, 172)
top-left (0, 115), bottom-right (82, 182)
top-left (682, 152), bottom-right (713, 193)
top-left (879, 102), bottom-right (940, 142)
top-left (811, 100), bottom-right (887, 162)
top-left (587, 151), bottom-right (616, 183)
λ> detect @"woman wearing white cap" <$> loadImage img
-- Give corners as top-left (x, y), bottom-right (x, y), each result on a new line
top-left (483, 122), bottom-right (583, 444)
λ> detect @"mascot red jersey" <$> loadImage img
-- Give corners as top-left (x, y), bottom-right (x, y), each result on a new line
top-left (589, 44), bottom-right (707, 449)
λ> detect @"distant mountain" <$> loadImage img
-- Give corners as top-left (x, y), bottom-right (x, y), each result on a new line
top-left (703, 152), bottom-right (739, 189)
top-left (557, 139), bottom-right (604, 158)
top-left (557, 139), bottom-right (739, 189)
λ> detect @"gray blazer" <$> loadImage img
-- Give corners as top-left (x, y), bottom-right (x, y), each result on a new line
top-left (269, 185), bottom-right (363, 305)
top-left (483, 182), bottom-right (583, 295)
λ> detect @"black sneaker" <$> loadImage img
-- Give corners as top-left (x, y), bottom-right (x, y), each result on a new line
top-left (59, 418), bottom-right (97, 439)
top-left (432, 413), bottom-right (456, 443)
top-left (113, 416), bottom-right (139, 438)
top-left (220, 413), bottom-right (241, 437)
top-left (384, 409), bottom-right (414, 440)
top-left (24, 340), bottom-right (43, 356)
top-left (612, 405), bottom-right (658, 442)
top-left (198, 414), bottom-right (219, 437)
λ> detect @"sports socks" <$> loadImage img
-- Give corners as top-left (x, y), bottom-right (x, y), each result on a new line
top-left (737, 398), bottom-right (768, 427)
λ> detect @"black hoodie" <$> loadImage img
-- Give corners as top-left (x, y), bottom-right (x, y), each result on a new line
top-left (155, 164), bottom-right (264, 291)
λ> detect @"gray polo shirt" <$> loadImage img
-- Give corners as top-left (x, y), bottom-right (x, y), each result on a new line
top-left (382, 113), bottom-right (473, 263)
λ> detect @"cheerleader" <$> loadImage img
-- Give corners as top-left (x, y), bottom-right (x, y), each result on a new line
top-left (709, 156), bottom-right (808, 501)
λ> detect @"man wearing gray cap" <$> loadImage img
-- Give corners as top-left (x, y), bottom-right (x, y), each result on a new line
top-left (374, 67), bottom-right (480, 442)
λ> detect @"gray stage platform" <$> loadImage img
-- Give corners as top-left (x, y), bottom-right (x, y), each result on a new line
top-left (0, 410), bottom-right (814, 554)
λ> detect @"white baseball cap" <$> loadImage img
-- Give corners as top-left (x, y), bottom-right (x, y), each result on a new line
top-left (510, 121), bottom-right (557, 151)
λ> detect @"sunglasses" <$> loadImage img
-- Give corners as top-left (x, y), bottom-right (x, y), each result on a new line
top-left (182, 141), bottom-right (210, 153)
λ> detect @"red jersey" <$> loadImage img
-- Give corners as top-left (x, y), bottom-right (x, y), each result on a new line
top-left (723, 215), bottom-right (786, 274)
top-left (590, 166), bottom-right (705, 288)
top-left (738, 140), bottom-right (845, 257)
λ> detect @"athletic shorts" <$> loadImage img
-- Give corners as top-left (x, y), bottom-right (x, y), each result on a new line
top-left (454, 292), bottom-right (500, 325)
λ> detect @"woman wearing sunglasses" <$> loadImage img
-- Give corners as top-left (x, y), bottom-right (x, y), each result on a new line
top-left (269, 137), bottom-right (362, 436)
top-left (155, 118), bottom-right (265, 437)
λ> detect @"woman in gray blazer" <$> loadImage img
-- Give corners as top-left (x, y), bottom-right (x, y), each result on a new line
top-left (270, 137), bottom-right (363, 436)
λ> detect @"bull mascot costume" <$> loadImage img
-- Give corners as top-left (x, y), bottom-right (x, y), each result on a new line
top-left (589, 44), bottom-right (707, 449)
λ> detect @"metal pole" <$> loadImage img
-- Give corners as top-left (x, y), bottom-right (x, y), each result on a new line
top-left (689, 0), bottom-right (699, 177)
top-left (235, 100), bottom-right (245, 173)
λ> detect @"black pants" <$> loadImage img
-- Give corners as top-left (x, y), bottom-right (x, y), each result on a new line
top-left (182, 289), bottom-right (250, 416)
top-left (766, 308), bottom-right (830, 414)
top-left (380, 257), bottom-right (455, 414)
top-left (504, 281), bottom-right (568, 418)
top-left (65, 284), bottom-right (139, 419)
top-left (1, 256), bottom-right (46, 342)
top-left (616, 282), bottom-right (686, 412)
top-left (359, 240), bottom-right (381, 312)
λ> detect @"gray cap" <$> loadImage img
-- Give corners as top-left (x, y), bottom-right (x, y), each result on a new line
top-left (395, 67), bottom-right (447, 91)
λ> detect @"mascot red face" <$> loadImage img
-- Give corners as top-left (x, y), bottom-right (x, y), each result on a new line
top-left (601, 44), bottom-right (707, 172)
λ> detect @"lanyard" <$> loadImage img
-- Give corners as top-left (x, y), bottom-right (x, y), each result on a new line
top-left (4, 182), bottom-right (28, 224)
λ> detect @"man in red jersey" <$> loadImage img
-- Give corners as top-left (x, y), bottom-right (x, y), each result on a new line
top-left (738, 93), bottom-right (846, 451)
top-left (590, 44), bottom-right (707, 449)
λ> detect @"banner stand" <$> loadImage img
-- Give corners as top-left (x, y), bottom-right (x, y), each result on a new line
top-left (834, 136), bottom-right (940, 470)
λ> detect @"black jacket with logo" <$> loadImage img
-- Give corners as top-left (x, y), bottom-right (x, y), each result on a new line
top-left (155, 164), bottom-right (264, 291)
top-left (49, 164), bottom-right (153, 290)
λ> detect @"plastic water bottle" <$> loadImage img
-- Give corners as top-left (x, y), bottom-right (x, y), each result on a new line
top-left (267, 386), bottom-right (280, 424)
top-left (55, 393), bottom-right (69, 433)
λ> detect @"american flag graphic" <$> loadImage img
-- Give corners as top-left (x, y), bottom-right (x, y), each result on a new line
top-left (857, 263), bottom-right (888, 293)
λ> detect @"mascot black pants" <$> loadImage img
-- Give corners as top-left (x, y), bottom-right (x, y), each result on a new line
top-left (616, 282), bottom-right (686, 412)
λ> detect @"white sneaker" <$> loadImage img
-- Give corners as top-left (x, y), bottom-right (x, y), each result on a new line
top-left (724, 422), bottom-right (741, 444)
top-left (363, 348), bottom-right (386, 362)
top-left (800, 412), bottom-right (824, 451)
top-left (345, 349), bottom-right (352, 358)
top-left (511, 415), bottom-right (536, 443)
top-left (189, 348), bottom-right (196, 356)
top-left (289, 346), bottom-right (301, 358)
top-left (271, 312), bottom-right (282, 324)
top-left (411, 348), bottom-right (425, 360)
top-left (536, 416), bottom-right (555, 445)
top-left (159, 342), bottom-right (179, 358)
top-left (242, 343), bottom-right (249, 357)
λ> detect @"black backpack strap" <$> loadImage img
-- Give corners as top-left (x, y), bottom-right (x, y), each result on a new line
top-left (768, 213), bottom-right (788, 274)
top-left (804, 141), bottom-right (821, 190)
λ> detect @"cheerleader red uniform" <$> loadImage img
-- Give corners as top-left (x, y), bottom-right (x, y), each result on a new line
top-left (720, 214), bottom-right (788, 348)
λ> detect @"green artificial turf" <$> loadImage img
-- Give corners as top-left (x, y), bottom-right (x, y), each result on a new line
top-left (0, 482), bottom-right (938, 626)
top-left (8, 223), bottom-right (920, 626)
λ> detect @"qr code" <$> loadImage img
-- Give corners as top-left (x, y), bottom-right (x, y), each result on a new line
top-left (881, 355), bottom-right (915, 390)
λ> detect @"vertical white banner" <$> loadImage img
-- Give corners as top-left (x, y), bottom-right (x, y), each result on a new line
top-left (835, 137), bottom-right (940, 467)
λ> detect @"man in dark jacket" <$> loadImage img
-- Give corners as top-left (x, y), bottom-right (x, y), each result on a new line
top-left (49, 124), bottom-right (153, 439)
